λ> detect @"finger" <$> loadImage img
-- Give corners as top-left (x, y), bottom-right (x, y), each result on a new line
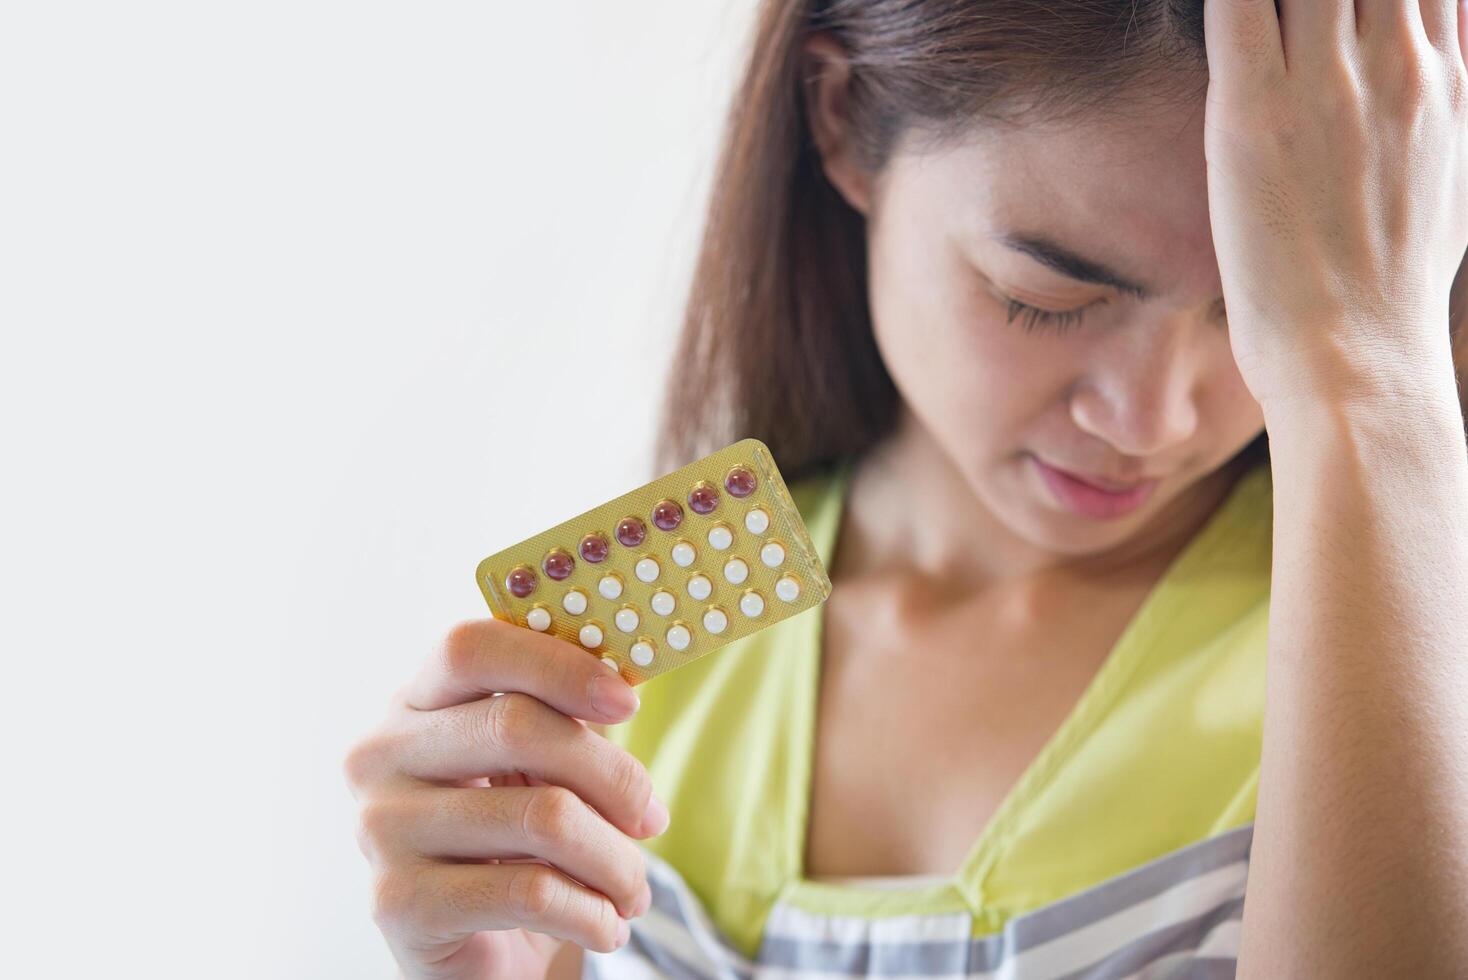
top-left (1279, 0), bottom-right (1355, 65)
top-left (378, 861), bottom-right (631, 955)
top-left (1356, 0), bottom-right (1424, 41)
top-left (1205, 0), bottom-right (1287, 91)
top-left (1419, 0), bottom-right (1461, 54)
top-left (407, 618), bottom-right (639, 722)
top-left (377, 786), bottom-right (651, 919)
top-left (399, 691), bottom-right (666, 838)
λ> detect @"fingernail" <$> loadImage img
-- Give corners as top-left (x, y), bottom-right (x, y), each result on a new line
top-left (590, 674), bottom-right (639, 719)
top-left (614, 918), bottom-right (631, 947)
top-left (640, 793), bottom-right (670, 837)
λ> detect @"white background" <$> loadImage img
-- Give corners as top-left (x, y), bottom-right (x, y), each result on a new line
top-left (1, 3), bottom-right (754, 976)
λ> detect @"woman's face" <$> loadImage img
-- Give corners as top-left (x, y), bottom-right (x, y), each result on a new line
top-left (814, 74), bottom-right (1266, 556)
top-left (867, 107), bottom-right (1266, 555)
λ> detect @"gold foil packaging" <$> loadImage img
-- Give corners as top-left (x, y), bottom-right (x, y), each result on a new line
top-left (476, 438), bottom-right (832, 685)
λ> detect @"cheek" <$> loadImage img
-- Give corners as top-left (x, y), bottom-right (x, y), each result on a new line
top-left (865, 215), bottom-right (1069, 442)
top-left (1201, 362), bottom-right (1267, 450)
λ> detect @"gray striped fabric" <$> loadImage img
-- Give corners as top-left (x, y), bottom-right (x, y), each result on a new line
top-left (584, 823), bottom-right (1253, 979)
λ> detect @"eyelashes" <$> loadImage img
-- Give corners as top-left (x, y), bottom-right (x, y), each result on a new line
top-left (999, 291), bottom-right (1230, 337)
top-left (1002, 296), bottom-right (1101, 335)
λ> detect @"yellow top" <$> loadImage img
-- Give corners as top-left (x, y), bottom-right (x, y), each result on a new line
top-left (603, 456), bottom-right (1273, 960)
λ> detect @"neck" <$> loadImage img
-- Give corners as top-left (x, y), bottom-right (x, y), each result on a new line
top-left (836, 406), bottom-right (1253, 593)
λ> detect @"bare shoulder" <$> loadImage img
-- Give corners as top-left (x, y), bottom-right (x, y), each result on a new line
top-left (545, 939), bottom-right (584, 980)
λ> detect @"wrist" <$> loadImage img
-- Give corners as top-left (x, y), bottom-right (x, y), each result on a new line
top-left (1253, 326), bottom-right (1458, 425)
top-left (1262, 376), bottom-right (1467, 479)
top-left (1242, 305), bottom-right (1459, 415)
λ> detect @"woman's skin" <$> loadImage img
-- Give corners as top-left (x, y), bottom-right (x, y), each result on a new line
top-left (1202, 2), bottom-right (1468, 973)
top-left (350, 1), bottom-right (1468, 977)
top-left (799, 40), bottom-right (1271, 880)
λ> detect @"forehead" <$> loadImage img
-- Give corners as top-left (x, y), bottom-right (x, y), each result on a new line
top-left (889, 99), bottom-right (1220, 297)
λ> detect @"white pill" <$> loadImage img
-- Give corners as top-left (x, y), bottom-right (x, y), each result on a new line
top-left (601, 655), bottom-right (619, 671)
top-left (666, 623), bottom-right (692, 651)
top-left (707, 525), bottom-right (733, 550)
top-left (598, 575), bottom-right (624, 600)
top-left (775, 576), bottom-right (801, 602)
top-left (635, 557), bottom-right (661, 583)
top-left (579, 623), bottom-right (604, 649)
top-left (525, 607), bottom-right (552, 631)
top-left (723, 558), bottom-right (749, 586)
top-left (614, 607), bottom-right (640, 633)
top-left (760, 541), bottom-right (786, 568)
top-left (670, 541), bottom-right (696, 567)
top-left (703, 608), bottom-right (728, 635)
top-left (744, 508), bottom-right (770, 534)
top-left (629, 640), bottom-right (655, 666)
top-left (687, 574), bottom-right (713, 601)
top-left (650, 590), bottom-right (676, 616)
top-left (562, 589), bottom-right (588, 615)
top-left (739, 591), bottom-right (765, 618)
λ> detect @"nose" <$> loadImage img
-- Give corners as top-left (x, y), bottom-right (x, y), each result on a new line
top-left (1069, 319), bottom-right (1201, 459)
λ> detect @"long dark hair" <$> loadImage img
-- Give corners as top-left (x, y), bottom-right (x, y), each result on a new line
top-left (655, 0), bottom-right (1468, 482)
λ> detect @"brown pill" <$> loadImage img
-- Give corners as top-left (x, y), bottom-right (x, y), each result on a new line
top-left (615, 516), bottom-right (647, 548)
top-left (506, 565), bottom-right (537, 598)
top-left (725, 465), bottom-right (757, 498)
top-left (579, 533), bottom-right (610, 563)
top-left (688, 482), bottom-right (719, 515)
top-left (542, 549), bottom-right (575, 581)
top-left (652, 499), bottom-right (684, 532)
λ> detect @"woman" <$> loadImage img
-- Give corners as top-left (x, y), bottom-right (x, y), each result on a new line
top-left (345, 0), bottom-right (1468, 976)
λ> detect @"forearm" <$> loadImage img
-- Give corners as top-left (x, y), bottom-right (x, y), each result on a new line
top-left (1238, 368), bottom-right (1468, 977)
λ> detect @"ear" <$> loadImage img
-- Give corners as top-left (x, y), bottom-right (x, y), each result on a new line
top-left (800, 32), bottom-right (875, 217)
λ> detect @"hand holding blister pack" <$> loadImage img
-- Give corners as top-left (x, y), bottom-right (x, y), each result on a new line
top-left (476, 438), bottom-right (832, 685)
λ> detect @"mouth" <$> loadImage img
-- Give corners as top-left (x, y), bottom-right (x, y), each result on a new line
top-left (1053, 466), bottom-right (1152, 493)
top-left (1028, 454), bottom-right (1160, 521)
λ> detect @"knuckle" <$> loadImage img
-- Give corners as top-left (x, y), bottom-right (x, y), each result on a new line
top-left (479, 691), bottom-right (541, 754)
top-left (370, 869), bottom-right (420, 933)
top-left (605, 752), bottom-right (652, 812)
top-left (357, 797), bottom-right (406, 856)
top-left (521, 786), bottom-right (585, 848)
top-left (613, 849), bottom-right (649, 912)
top-left (1381, 48), bottom-right (1435, 116)
top-left (437, 620), bottom-right (485, 679)
top-left (592, 897), bottom-right (625, 952)
top-left (505, 864), bottom-right (563, 925)
top-left (342, 734), bottom-right (392, 794)
top-left (1318, 56), bottom-right (1365, 117)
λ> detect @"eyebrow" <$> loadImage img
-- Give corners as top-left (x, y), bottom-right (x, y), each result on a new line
top-left (992, 231), bottom-right (1154, 300)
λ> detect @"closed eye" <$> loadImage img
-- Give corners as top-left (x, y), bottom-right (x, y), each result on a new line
top-left (1002, 295), bottom-right (1107, 335)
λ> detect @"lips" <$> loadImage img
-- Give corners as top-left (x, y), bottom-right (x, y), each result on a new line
top-left (1030, 455), bottom-right (1160, 520)
top-left (1056, 467), bottom-right (1150, 493)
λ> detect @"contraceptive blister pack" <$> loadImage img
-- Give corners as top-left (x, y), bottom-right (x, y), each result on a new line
top-left (475, 438), bottom-right (832, 685)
